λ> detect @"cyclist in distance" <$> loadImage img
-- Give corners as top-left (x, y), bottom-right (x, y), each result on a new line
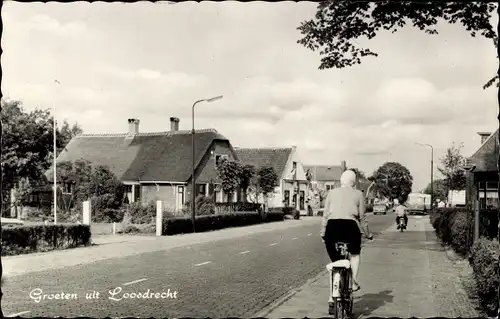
top-left (320, 169), bottom-right (373, 292)
top-left (394, 198), bottom-right (408, 229)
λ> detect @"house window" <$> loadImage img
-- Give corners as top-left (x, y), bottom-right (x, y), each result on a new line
top-left (134, 185), bottom-right (141, 202)
top-left (284, 190), bottom-right (290, 206)
top-left (197, 184), bottom-right (207, 196)
top-left (486, 182), bottom-right (498, 190)
top-left (299, 190), bottom-right (305, 210)
top-left (215, 154), bottom-right (229, 167)
top-left (214, 184), bottom-right (223, 203)
top-left (178, 186), bottom-right (185, 205)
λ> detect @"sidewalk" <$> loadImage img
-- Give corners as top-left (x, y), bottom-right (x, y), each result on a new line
top-left (259, 216), bottom-right (482, 318)
top-left (3, 217), bottom-right (319, 277)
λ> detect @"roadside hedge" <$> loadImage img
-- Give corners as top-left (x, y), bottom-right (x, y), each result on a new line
top-left (430, 207), bottom-right (499, 316)
top-left (126, 202), bottom-right (157, 224)
top-left (2, 224), bottom-right (91, 256)
top-left (162, 211), bottom-right (285, 235)
top-left (469, 238), bottom-right (499, 316)
top-left (183, 195), bottom-right (216, 216)
top-left (430, 208), bottom-right (470, 255)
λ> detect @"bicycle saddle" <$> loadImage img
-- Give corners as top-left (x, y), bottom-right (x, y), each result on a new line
top-left (326, 260), bottom-right (351, 270)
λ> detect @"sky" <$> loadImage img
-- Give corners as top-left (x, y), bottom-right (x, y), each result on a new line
top-left (2, 1), bottom-right (498, 192)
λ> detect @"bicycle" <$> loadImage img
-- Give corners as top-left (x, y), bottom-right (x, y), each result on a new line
top-left (326, 242), bottom-right (353, 319)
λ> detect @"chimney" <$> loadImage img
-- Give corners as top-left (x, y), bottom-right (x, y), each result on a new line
top-left (477, 132), bottom-right (492, 145)
top-left (340, 160), bottom-right (347, 173)
top-left (128, 118), bottom-right (140, 135)
top-left (170, 117), bottom-right (180, 132)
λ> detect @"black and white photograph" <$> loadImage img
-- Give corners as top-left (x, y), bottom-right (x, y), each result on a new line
top-left (0, 1), bottom-right (499, 318)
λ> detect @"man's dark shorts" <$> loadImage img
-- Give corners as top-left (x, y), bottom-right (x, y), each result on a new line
top-left (324, 219), bottom-right (362, 262)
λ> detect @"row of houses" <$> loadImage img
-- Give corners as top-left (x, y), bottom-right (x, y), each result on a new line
top-left (38, 117), bottom-right (357, 215)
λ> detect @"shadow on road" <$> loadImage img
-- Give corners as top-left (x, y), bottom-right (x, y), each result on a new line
top-left (352, 289), bottom-right (393, 318)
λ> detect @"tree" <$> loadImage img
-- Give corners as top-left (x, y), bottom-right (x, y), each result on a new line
top-left (438, 142), bottom-right (467, 193)
top-left (58, 119), bottom-right (83, 153)
top-left (256, 166), bottom-right (278, 208)
top-left (484, 35), bottom-right (499, 89)
top-left (298, 2), bottom-right (495, 70)
top-left (216, 159), bottom-right (242, 203)
top-left (305, 169), bottom-right (313, 183)
top-left (1, 100), bottom-right (54, 209)
top-left (11, 177), bottom-right (34, 218)
top-left (424, 179), bottom-right (448, 202)
top-left (56, 159), bottom-right (125, 212)
top-left (238, 164), bottom-right (255, 203)
top-left (0, 100), bottom-right (83, 215)
top-left (370, 162), bottom-right (413, 203)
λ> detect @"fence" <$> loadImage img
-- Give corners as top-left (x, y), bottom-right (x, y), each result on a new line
top-left (214, 202), bottom-right (261, 214)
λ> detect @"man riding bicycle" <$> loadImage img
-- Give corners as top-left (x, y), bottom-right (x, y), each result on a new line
top-left (394, 198), bottom-right (408, 229)
top-left (320, 170), bottom-right (373, 293)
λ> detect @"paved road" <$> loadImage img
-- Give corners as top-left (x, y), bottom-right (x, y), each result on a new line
top-left (3, 214), bottom-right (394, 318)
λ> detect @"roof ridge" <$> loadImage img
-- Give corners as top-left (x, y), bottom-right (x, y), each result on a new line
top-left (304, 164), bottom-right (342, 168)
top-left (470, 128), bottom-right (498, 159)
top-left (234, 146), bottom-right (293, 150)
top-left (78, 128), bottom-right (219, 138)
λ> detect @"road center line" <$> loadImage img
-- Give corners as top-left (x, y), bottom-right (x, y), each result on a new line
top-left (194, 261), bottom-right (212, 266)
top-left (123, 278), bottom-right (147, 286)
top-left (6, 311), bottom-right (31, 317)
top-left (292, 237), bottom-right (298, 240)
top-left (238, 250), bottom-right (250, 255)
top-left (269, 242), bottom-right (278, 246)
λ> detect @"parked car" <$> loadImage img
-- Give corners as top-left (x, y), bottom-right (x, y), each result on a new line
top-left (373, 203), bottom-right (387, 215)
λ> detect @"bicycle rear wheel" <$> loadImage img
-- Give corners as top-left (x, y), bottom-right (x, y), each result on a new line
top-left (332, 299), bottom-right (345, 319)
top-left (333, 269), bottom-right (348, 319)
top-left (345, 269), bottom-right (354, 316)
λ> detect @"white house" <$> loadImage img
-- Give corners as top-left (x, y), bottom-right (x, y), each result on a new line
top-left (235, 146), bottom-right (309, 214)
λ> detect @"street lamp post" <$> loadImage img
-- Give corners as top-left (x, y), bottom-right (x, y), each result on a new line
top-left (191, 95), bottom-right (223, 232)
top-left (416, 142), bottom-right (434, 209)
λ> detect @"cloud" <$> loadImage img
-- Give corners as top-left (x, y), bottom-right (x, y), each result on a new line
top-left (3, 1), bottom-right (498, 193)
top-left (4, 13), bottom-right (86, 37)
top-left (99, 67), bottom-right (208, 87)
top-left (136, 69), bottom-right (162, 80)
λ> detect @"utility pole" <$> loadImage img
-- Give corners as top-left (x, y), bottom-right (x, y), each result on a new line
top-left (191, 95), bottom-right (223, 232)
